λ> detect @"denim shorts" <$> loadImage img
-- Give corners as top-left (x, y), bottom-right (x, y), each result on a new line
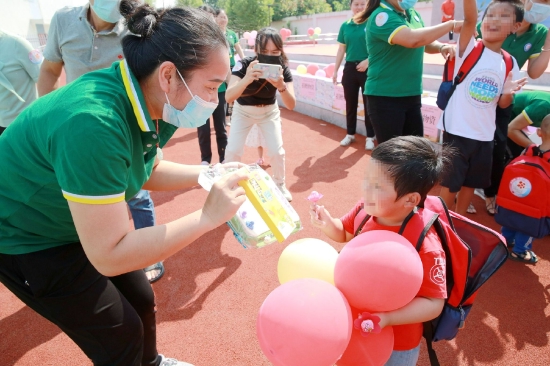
top-left (385, 344), bottom-right (421, 366)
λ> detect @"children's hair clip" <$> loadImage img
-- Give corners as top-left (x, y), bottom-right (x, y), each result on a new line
top-left (353, 312), bottom-right (381, 337)
top-left (306, 191), bottom-right (323, 203)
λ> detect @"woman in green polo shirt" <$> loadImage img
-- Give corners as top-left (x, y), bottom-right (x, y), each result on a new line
top-left (334, 0), bottom-right (376, 150)
top-left (0, 2), bottom-right (247, 366)
top-left (508, 90), bottom-right (550, 147)
top-left (355, 0), bottom-right (460, 144)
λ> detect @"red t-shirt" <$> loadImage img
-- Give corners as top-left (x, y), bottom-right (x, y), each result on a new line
top-left (441, 0), bottom-right (455, 23)
top-left (341, 200), bottom-right (447, 351)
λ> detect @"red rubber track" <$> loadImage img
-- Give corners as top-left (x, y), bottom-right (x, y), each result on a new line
top-left (1, 109), bottom-right (550, 366)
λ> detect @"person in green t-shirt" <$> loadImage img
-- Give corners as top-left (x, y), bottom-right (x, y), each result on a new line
top-left (0, 3), bottom-right (248, 366)
top-left (334, 0), bottom-right (377, 150)
top-left (355, 0), bottom-right (460, 144)
top-left (508, 90), bottom-right (550, 147)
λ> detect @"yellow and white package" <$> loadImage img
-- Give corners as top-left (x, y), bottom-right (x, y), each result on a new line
top-left (198, 164), bottom-right (302, 248)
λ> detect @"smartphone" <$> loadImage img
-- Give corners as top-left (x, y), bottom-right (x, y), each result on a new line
top-left (253, 63), bottom-right (282, 79)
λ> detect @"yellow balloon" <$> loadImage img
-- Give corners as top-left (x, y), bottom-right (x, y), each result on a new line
top-left (296, 64), bottom-right (307, 75)
top-left (314, 27), bottom-right (322, 35)
top-left (277, 238), bottom-right (338, 285)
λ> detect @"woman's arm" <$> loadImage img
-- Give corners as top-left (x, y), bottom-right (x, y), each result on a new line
top-left (278, 82), bottom-right (296, 110)
top-left (391, 20), bottom-right (461, 49)
top-left (225, 60), bottom-right (263, 104)
top-left (526, 32), bottom-right (550, 79)
top-left (508, 112), bottom-right (533, 147)
top-left (333, 43), bottom-right (346, 84)
top-left (69, 169), bottom-right (249, 277)
top-left (234, 42), bottom-right (246, 61)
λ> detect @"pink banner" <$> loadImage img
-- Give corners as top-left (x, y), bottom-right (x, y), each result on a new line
top-left (421, 105), bottom-right (442, 143)
top-left (300, 77), bottom-right (316, 100)
top-left (333, 85), bottom-right (346, 111)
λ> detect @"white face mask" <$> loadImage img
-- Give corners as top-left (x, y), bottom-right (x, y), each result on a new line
top-left (162, 69), bottom-right (218, 129)
top-left (524, 0), bottom-right (550, 23)
top-left (91, 0), bottom-right (121, 23)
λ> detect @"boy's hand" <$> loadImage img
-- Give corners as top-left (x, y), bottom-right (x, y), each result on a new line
top-left (503, 72), bottom-right (528, 95)
top-left (373, 312), bottom-right (391, 329)
top-left (309, 203), bottom-right (328, 228)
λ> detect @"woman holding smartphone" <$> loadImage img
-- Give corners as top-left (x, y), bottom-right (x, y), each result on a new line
top-left (225, 27), bottom-right (296, 201)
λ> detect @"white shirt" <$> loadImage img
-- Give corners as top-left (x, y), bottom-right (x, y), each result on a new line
top-left (437, 35), bottom-right (520, 142)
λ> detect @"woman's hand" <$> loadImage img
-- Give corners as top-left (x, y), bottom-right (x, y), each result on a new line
top-left (243, 60), bottom-right (263, 85)
top-left (202, 168), bottom-right (249, 226)
top-left (332, 73), bottom-right (339, 85)
top-left (452, 20), bottom-right (464, 33)
top-left (356, 59), bottom-right (369, 72)
top-left (267, 69), bottom-right (286, 90)
top-left (440, 44), bottom-right (456, 60)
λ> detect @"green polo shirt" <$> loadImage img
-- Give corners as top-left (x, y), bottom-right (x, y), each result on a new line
top-left (476, 23), bottom-right (548, 68)
top-left (511, 91), bottom-right (550, 127)
top-left (226, 29), bottom-right (239, 68)
top-left (366, 1), bottom-right (425, 97)
top-left (0, 60), bottom-right (177, 255)
top-left (338, 18), bottom-right (369, 62)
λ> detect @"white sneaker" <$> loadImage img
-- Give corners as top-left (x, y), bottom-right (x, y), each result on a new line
top-left (340, 134), bottom-right (355, 146)
top-left (474, 188), bottom-right (486, 200)
top-left (365, 137), bottom-right (375, 150)
top-left (201, 161), bottom-right (209, 166)
top-left (159, 354), bottom-right (195, 366)
top-left (277, 183), bottom-right (293, 202)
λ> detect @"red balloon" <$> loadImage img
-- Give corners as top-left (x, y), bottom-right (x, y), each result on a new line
top-left (279, 28), bottom-right (286, 36)
top-left (337, 308), bottom-right (394, 366)
top-left (334, 230), bottom-right (423, 312)
top-left (307, 27), bottom-right (315, 36)
top-left (257, 279), bottom-right (353, 366)
top-left (306, 64), bottom-right (319, 75)
top-left (324, 63), bottom-right (336, 78)
top-left (285, 28), bottom-right (292, 37)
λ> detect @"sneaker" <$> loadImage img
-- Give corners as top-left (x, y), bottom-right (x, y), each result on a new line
top-left (201, 161), bottom-right (209, 166)
top-left (277, 183), bottom-right (293, 202)
top-left (158, 354), bottom-right (194, 366)
top-left (474, 188), bottom-right (486, 200)
top-left (340, 134), bottom-right (355, 146)
top-left (365, 137), bottom-right (375, 150)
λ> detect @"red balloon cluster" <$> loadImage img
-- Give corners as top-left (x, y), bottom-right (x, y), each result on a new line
top-left (256, 230), bottom-right (424, 366)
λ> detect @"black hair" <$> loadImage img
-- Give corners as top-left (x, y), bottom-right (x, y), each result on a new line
top-left (255, 27), bottom-right (289, 65)
top-left (371, 136), bottom-right (455, 203)
top-left (354, 0), bottom-right (380, 23)
top-left (198, 4), bottom-right (217, 16)
top-left (119, 0), bottom-right (227, 81)
top-left (484, 0), bottom-right (524, 23)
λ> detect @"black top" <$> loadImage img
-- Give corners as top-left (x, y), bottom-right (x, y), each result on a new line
top-left (232, 56), bottom-right (293, 106)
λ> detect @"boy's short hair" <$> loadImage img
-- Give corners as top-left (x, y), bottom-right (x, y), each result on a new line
top-left (540, 115), bottom-right (550, 137)
top-left (484, 0), bottom-right (524, 23)
top-left (371, 136), bottom-right (455, 203)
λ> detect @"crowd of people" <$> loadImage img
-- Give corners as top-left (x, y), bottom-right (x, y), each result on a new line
top-left (0, 0), bottom-right (549, 364)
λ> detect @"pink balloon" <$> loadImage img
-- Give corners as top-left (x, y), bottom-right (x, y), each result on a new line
top-left (306, 64), bottom-right (319, 75)
top-left (247, 37), bottom-right (255, 46)
top-left (337, 308), bottom-right (394, 366)
top-left (250, 30), bottom-right (258, 38)
top-left (334, 230), bottom-right (423, 312)
top-left (243, 31), bottom-right (251, 39)
top-left (257, 278), bottom-right (353, 366)
top-left (315, 69), bottom-right (326, 78)
top-left (324, 63), bottom-right (336, 78)
top-left (307, 27), bottom-right (315, 36)
top-left (284, 28), bottom-right (292, 37)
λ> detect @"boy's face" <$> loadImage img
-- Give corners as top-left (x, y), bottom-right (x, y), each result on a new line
top-left (482, 4), bottom-right (521, 42)
top-left (362, 159), bottom-right (412, 223)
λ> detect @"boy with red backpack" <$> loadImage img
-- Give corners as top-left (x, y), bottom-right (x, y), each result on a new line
top-left (437, 0), bottom-right (527, 216)
top-left (497, 115), bottom-right (550, 264)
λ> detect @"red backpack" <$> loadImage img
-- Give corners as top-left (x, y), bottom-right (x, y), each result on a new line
top-left (495, 144), bottom-right (550, 238)
top-left (354, 196), bottom-right (508, 366)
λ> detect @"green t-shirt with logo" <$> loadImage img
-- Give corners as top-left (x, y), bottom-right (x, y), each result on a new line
top-left (0, 61), bottom-right (177, 255)
top-left (226, 29), bottom-right (239, 67)
top-left (476, 23), bottom-right (548, 68)
top-left (511, 91), bottom-right (550, 127)
top-left (366, 1), bottom-right (426, 97)
top-left (337, 18), bottom-right (369, 62)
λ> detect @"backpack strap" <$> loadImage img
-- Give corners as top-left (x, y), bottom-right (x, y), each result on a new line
top-left (501, 49), bottom-right (514, 80)
top-left (354, 209), bottom-right (371, 237)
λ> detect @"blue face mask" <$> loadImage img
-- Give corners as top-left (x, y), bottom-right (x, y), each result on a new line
top-left (162, 69), bottom-right (218, 129)
top-left (91, 0), bottom-right (121, 23)
top-left (398, 0), bottom-right (418, 11)
top-left (524, 0), bottom-right (550, 24)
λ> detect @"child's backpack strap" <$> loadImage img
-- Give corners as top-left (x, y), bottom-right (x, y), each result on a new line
top-left (501, 49), bottom-right (514, 80)
top-left (454, 41), bottom-right (485, 85)
top-left (398, 207), bottom-right (440, 251)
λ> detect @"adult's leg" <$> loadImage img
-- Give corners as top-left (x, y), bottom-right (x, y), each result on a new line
top-left (0, 244), bottom-right (145, 366)
top-left (484, 106), bottom-right (512, 198)
top-left (359, 73), bottom-right (375, 138)
top-left (342, 62), bottom-right (360, 136)
top-left (402, 95), bottom-right (424, 138)
top-left (212, 91), bottom-right (228, 163)
top-left (257, 106), bottom-right (285, 184)
top-left (197, 117), bottom-right (212, 163)
top-left (224, 103), bottom-right (255, 163)
top-left (366, 96), bottom-right (407, 144)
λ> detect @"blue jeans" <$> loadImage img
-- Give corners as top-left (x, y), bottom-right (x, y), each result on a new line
top-left (128, 190), bottom-right (156, 230)
top-left (501, 227), bottom-right (534, 254)
top-left (385, 344), bottom-right (420, 366)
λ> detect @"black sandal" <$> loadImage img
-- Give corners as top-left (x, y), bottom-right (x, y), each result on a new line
top-left (509, 250), bottom-right (538, 264)
top-left (144, 262), bottom-right (165, 283)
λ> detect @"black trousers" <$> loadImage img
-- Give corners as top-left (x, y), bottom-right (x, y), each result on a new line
top-left (484, 105), bottom-right (513, 198)
top-left (341, 62), bottom-right (375, 138)
top-left (0, 243), bottom-right (160, 366)
top-left (366, 95), bottom-right (424, 144)
top-left (197, 91), bottom-right (228, 163)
